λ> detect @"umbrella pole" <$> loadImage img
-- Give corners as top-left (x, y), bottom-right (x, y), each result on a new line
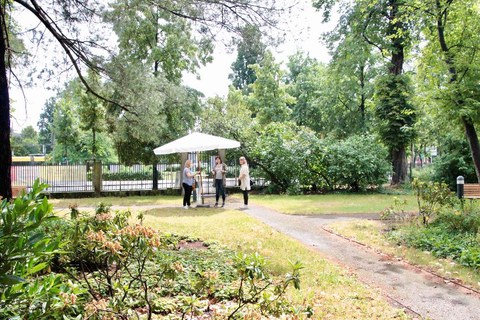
top-left (195, 152), bottom-right (210, 208)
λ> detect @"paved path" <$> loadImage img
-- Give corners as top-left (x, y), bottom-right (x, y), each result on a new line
top-left (241, 204), bottom-right (480, 320)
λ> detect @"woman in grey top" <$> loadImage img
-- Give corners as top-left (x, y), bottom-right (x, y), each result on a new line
top-left (211, 156), bottom-right (227, 207)
top-left (182, 160), bottom-right (197, 209)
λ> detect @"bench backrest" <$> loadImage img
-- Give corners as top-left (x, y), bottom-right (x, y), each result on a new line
top-left (464, 184), bottom-right (480, 199)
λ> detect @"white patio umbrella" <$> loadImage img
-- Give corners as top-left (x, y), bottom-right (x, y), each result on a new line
top-left (154, 132), bottom-right (240, 206)
top-left (153, 132), bottom-right (240, 155)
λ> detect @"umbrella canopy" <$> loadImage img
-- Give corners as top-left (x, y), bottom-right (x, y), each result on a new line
top-left (154, 132), bottom-right (240, 155)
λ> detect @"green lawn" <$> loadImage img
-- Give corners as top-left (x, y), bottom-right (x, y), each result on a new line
top-left (51, 192), bottom-right (419, 216)
top-left (50, 195), bottom-right (179, 208)
top-left (246, 193), bottom-right (418, 215)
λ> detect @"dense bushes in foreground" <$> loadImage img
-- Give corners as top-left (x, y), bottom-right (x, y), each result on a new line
top-left (1, 183), bottom-right (305, 319)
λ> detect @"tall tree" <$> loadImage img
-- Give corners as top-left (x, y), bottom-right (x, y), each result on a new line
top-left (52, 99), bottom-right (78, 162)
top-left (247, 51), bottom-right (294, 125)
top-left (285, 53), bottom-right (326, 133)
top-left (1, 0), bottom-right (287, 198)
top-left (77, 74), bottom-right (106, 161)
top-left (417, 0), bottom-right (480, 182)
top-left (229, 25), bottom-right (267, 93)
top-left (314, 0), bottom-right (417, 184)
top-left (37, 97), bottom-right (56, 154)
top-left (320, 7), bottom-right (381, 135)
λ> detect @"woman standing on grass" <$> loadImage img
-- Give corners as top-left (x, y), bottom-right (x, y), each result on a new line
top-left (238, 156), bottom-right (250, 209)
top-left (211, 155), bottom-right (227, 207)
top-left (182, 160), bottom-right (197, 209)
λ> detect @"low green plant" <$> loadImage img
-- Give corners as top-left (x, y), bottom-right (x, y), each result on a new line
top-left (0, 180), bottom-right (79, 319)
top-left (412, 178), bottom-right (455, 226)
top-left (388, 224), bottom-right (480, 269)
top-left (230, 252), bottom-right (303, 318)
top-left (381, 196), bottom-right (415, 221)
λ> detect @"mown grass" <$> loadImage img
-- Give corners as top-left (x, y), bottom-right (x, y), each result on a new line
top-left (50, 195), bottom-right (179, 208)
top-left (51, 192), bottom-right (419, 215)
top-left (245, 193), bottom-right (418, 215)
top-left (141, 206), bottom-right (410, 319)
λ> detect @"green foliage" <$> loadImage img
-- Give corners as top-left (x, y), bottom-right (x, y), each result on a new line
top-left (430, 136), bottom-right (477, 189)
top-left (105, 0), bottom-right (215, 83)
top-left (248, 52), bottom-right (295, 125)
top-left (230, 252), bottom-right (303, 318)
top-left (388, 207), bottom-right (480, 270)
top-left (52, 98), bottom-right (80, 161)
top-left (37, 97), bottom-right (56, 155)
top-left (250, 122), bottom-right (323, 194)
top-left (77, 72), bottom-right (107, 161)
top-left (381, 197), bottom-right (414, 222)
top-left (0, 180), bottom-right (77, 319)
top-left (0, 180), bottom-right (59, 285)
top-left (229, 25), bottom-right (267, 93)
top-left (374, 74), bottom-right (416, 152)
top-left (11, 125), bottom-right (41, 156)
top-left (411, 178), bottom-right (455, 226)
top-left (285, 53), bottom-right (330, 134)
top-left (86, 168), bottom-right (157, 181)
top-left (324, 135), bottom-right (391, 191)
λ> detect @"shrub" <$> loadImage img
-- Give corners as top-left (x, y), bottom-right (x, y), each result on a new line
top-left (250, 122), bottom-right (324, 194)
top-left (0, 180), bottom-right (80, 319)
top-left (430, 135), bottom-right (477, 189)
top-left (87, 168), bottom-right (158, 181)
top-left (324, 135), bottom-right (391, 191)
top-left (412, 178), bottom-right (455, 226)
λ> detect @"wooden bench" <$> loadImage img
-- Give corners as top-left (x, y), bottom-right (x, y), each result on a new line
top-left (463, 184), bottom-right (480, 199)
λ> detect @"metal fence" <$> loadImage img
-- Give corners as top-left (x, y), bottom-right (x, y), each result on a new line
top-left (11, 155), bottom-right (266, 194)
top-left (12, 164), bottom-right (93, 193)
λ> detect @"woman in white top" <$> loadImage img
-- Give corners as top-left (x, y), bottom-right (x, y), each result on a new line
top-left (211, 156), bottom-right (227, 207)
top-left (238, 156), bottom-right (250, 208)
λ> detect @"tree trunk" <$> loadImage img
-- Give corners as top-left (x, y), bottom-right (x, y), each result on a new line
top-left (388, 0), bottom-right (407, 185)
top-left (359, 63), bottom-right (366, 128)
top-left (0, 11), bottom-right (12, 200)
top-left (391, 147), bottom-right (407, 185)
top-left (462, 117), bottom-right (480, 182)
top-left (435, 1), bottom-right (480, 183)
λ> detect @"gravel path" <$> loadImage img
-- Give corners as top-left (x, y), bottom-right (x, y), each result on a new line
top-left (242, 204), bottom-right (480, 320)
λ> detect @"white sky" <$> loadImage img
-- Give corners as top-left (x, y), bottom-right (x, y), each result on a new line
top-left (10, 0), bottom-right (335, 133)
